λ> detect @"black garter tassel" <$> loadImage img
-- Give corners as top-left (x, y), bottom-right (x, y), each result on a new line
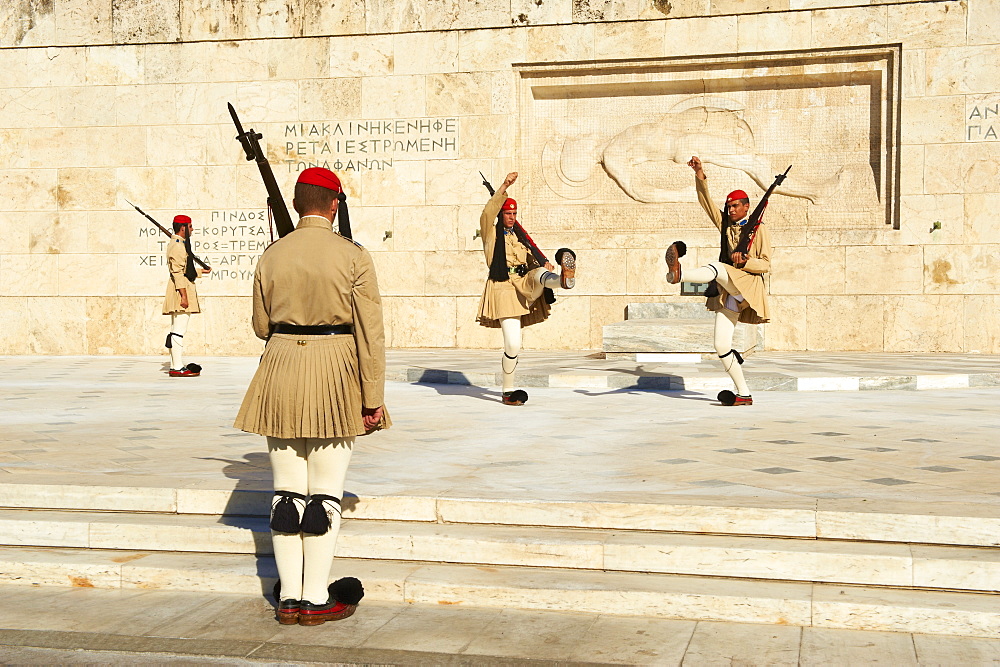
top-left (329, 577), bottom-right (365, 605)
top-left (270, 491), bottom-right (305, 533)
top-left (300, 494), bottom-right (341, 535)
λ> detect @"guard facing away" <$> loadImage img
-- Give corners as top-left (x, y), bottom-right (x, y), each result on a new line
top-left (477, 172), bottom-right (577, 406)
top-left (234, 167), bottom-right (388, 626)
top-left (664, 156), bottom-right (781, 406)
top-left (162, 214), bottom-right (209, 377)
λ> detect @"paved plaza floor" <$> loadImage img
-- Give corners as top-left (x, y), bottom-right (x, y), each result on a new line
top-left (0, 587), bottom-right (999, 665)
top-left (0, 354), bottom-right (998, 506)
top-left (2, 353), bottom-right (1000, 663)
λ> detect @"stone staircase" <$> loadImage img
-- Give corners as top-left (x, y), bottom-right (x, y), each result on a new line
top-left (602, 303), bottom-right (764, 361)
top-left (2, 483), bottom-right (1000, 637)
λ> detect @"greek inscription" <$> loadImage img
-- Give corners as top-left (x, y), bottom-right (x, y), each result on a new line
top-left (136, 210), bottom-right (270, 284)
top-left (282, 117), bottom-right (459, 172)
top-left (967, 102), bottom-right (1000, 141)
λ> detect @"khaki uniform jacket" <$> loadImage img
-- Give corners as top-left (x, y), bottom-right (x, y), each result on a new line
top-left (476, 189), bottom-right (550, 328)
top-left (251, 216), bottom-right (386, 410)
top-left (162, 235), bottom-right (200, 315)
top-left (696, 177), bottom-right (771, 324)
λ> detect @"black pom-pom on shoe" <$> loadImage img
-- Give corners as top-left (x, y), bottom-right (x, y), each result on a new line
top-left (329, 577), bottom-right (365, 605)
top-left (673, 241), bottom-right (687, 257)
top-left (554, 248), bottom-right (576, 265)
top-left (185, 362), bottom-right (202, 373)
top-left (502, 390), bottom-right (529, 406)
top-left (718, 390), bottom-right (737, 406)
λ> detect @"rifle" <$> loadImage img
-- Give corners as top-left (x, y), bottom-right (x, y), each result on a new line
top-left (125, 199), bottom-right (211, 271)
top-left (733, 165), bottom-right (791, 257)
top-left (478, 171), bottom-right (548, 266)
top-left (228, 103), bottom-right (295, 238)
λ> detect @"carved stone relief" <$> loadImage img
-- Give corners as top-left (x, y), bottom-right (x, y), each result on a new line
top-left (517, 46), bottom-right (901, 232)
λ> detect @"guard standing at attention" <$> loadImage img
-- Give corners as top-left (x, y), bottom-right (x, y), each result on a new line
top-left (234, 167), bottom-right (388, 626)
top-left (163, 214), bottom-right (208, 377)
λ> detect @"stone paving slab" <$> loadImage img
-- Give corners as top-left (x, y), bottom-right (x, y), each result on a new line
top-left (385, 349), bottom-right (1000, 392)
top-left (0, 356), bottom-right (999, 508)
top-left (0, 586), bottom-right (999, 665)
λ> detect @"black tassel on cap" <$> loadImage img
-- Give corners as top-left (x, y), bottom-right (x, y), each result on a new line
top-left (270, 491), bottom-right (305, 533)
top-left (329, 577), bottom-right (364, 605)
top-left (300, 494), bottom-right (341, 535)
top-left (337, 192), bottom-right (352, 239)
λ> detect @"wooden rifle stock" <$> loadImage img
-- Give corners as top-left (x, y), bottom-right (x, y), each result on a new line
top-left (125, 199), bottom-right (211, 271)
top-left (733, 165), bottom-right (791, 256)
top-left (228, 103), bottom-right (295, 238)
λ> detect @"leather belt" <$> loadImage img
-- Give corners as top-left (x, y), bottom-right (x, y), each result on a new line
top-left (272, 324), bottom-right (353, 335)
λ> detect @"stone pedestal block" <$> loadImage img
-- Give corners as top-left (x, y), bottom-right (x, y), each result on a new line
top-left (602, 302), bottom-right (763, 359)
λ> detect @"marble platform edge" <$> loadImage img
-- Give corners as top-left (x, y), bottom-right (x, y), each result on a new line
top-left (391, 368), bottom-right (1000, 392)
top-left (2, 484), bottom-right (1000, 546)
top-left (1, 547), bottom-right (999, 638)
top-left (3, 513), bottom-right (1000, 591)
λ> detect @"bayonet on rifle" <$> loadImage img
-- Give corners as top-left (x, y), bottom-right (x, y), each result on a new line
top-left (125, 199), bottom-right (211, 271)
top-left (228, 103), bottom-right (295, 238)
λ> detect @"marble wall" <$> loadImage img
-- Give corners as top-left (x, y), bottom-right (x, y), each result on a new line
top-left (0, 0), bottom-right (998, 354)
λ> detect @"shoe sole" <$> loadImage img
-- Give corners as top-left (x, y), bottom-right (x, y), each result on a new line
top-left (298, 604), bottom-right (357, 626)
top-left (277, 611), bottom-right (299, 625)
top-left (664, 244), bottom-right (681, 284)
top-left (559, 254), bottom-right (576, 289)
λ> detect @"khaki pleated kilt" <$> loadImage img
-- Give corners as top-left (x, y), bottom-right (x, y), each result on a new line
top-left (234, 333), bottom-right (390, 439)
top-left (705, 266), bottom-right (769, 324)
top-left (476, 274), bottom-right (551, 329)
top-left (162, 280), bottom-right (200, 314)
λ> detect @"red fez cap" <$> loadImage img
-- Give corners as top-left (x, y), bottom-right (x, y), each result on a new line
top-left (502, 198), bottom-right (517, 212)
top-left (725, 190), bottom-right (749, 204)
top-left (173, 214), bottom-right (191, 225)
top-left (297, 167), bottom-right (342, 193)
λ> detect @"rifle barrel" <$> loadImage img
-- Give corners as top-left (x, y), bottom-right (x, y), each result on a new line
top-left (125, 200), bottom-right (211, 271)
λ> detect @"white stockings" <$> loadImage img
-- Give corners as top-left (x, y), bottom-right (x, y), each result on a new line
top-left (713, 309), bottom-right (750, 396)
top-left (167, 313), bottom-right (190, 370)
top-left (682, 261), bottom-right (750, 396)
top-left (499, 317), bottom-right (522, 392)
top-left (268, 436), bottom-right (354, 605)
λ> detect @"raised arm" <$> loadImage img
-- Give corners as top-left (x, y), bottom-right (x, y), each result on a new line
top-left (689, 156), bottom-right (723, 232)
top-left (479, 171), bottom-right (518, 245)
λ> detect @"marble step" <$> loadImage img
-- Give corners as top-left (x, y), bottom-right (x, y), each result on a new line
top-left (1, 510), bottom-right (999, 591)
top-left (602, 318), bottom-right (759, 354)
top-left (0, 546), bottom-right (996, 638)
top-left (626, 302), bottom-right (713, 320)
top-left (2, 484), bottom-right (1000, 548)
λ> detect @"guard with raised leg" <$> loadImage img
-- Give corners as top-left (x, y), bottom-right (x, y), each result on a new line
top-left (476, 172), bottom-right (577, 406)
top-left (665, 156), bottom-right (786, 406)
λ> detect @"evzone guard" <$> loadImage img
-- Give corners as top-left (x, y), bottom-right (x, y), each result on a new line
top-left (476, 172), bottom-right (577, 406)
top-left (663, 156), bottom-right (784, 406)
top-left (231, 102), bottom-right (387, 627)
top-left (162, 214), bottom-right (211, 377)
